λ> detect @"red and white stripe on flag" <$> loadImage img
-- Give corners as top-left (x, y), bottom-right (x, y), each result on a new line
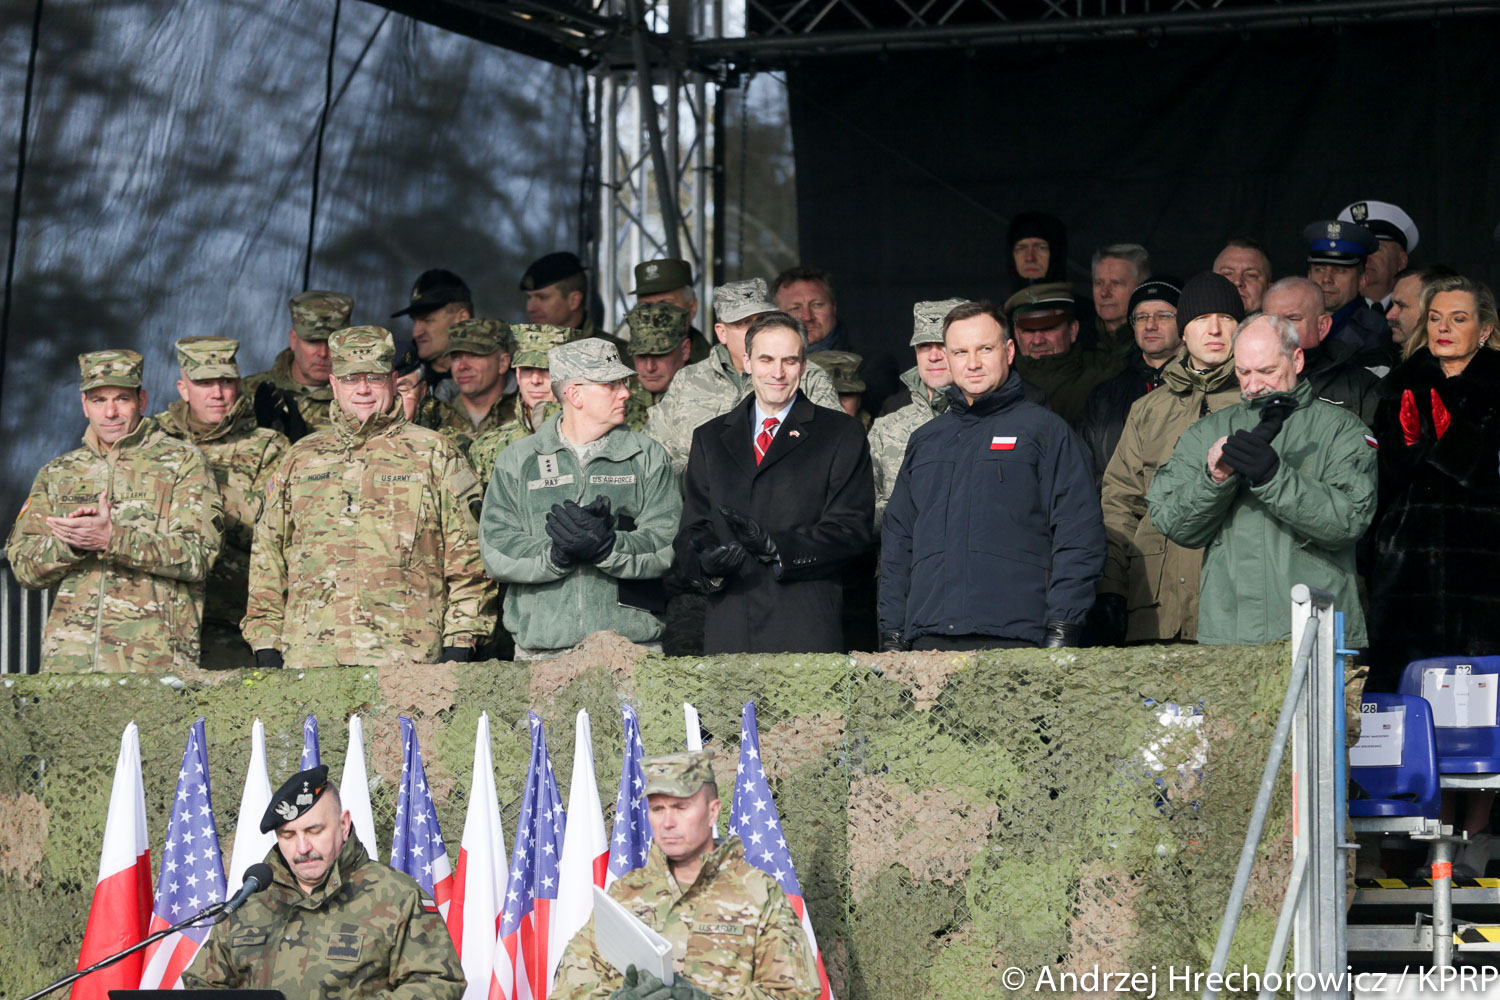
top-left (448, 713), bottom-right (507, 1000)
top-left (990, 436), bottom-right (1018, 451)
top-left (550, 709), bottom-right (610, 995)
top-left (71, 722), bottom-right (153, 1000)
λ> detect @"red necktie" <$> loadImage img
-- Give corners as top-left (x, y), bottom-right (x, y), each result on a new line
top-left (755, 416), bottom-right (779, 465)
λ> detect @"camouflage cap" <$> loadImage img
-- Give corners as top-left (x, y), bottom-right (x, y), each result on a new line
top-left (809, 350), bottom-right (866, 394)
top-left (289, 290), bottom-right (355, 341)
top-left (713, 278), bottom-right (777, 324)
top-left (174, 336), bottom-right (240, 380)
top-left (510, 324), bottom-right (573, 369)
top-left (260, 764), bottom-right (331, 833)
top-left (625, 301), bottom-right (689, 355)
top-left (328, 325), bottom-right (396, 377)
top-left (441, 318), bottom-right (512, 359)
top-left (631, 257), bottom-right (693, 295)
top-left (643, 750), bottom-right (717, 798)
top-left (78, 349), bottom-right (144, 391)
top-left (912, 298), bottom-right (968, 347)
top-left (549, 338), bottom-right (636, 384)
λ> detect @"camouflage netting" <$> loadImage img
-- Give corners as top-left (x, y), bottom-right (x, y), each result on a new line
top-left (0, 635), bottom-right (1300, 998)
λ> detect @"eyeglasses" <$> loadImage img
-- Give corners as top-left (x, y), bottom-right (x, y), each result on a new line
top-left (1131, 310), bottom-right (1177, 327)
top-left (335, 373), bottom-right (387, 387)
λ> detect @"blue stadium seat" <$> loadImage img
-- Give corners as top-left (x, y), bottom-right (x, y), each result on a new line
top-left (1349, 692), bottom-right (1441, 819)
top-left (1398, 656), bottom-right (1500, 773)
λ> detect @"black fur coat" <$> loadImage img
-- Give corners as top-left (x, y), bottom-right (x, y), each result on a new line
top-left (1367, 347), bottom-right (1500, 689)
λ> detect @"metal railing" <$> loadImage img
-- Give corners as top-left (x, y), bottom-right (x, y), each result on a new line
top-left (1203, 585), bottom-right (1346, 1000)
top-left (0, 549), bottom-right (50, 675)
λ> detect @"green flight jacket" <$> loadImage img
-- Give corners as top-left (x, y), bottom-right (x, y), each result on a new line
top-left (183, 837), bottom-right (464, 1000)
top-left (480, 414), bottom-right (681, 651)
top-left (1146, 380), bottom-right (1376, 645)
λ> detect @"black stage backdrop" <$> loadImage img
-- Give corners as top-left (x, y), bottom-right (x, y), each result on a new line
top-left (786, 17), bottom-right (1500, 361)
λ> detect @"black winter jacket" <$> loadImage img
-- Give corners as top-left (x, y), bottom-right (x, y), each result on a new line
top-left (1080, 351), bottom-right (1168, 487)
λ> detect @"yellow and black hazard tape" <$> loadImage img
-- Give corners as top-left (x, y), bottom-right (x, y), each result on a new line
top-left (1457, 927), bottom-right (1500, 944)
top-left (1356, 877), bottom-right (1500, 890)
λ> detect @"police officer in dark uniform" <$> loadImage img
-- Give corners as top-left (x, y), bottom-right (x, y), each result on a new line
top-left (1304, 220), bottom-right (1387, 354)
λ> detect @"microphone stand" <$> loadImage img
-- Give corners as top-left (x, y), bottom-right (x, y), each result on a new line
top-left (21, 899), bottom-right (236, 1000)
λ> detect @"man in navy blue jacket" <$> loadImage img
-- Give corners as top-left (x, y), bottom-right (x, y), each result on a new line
top-left (878, 300), bottom-right (1104, 651)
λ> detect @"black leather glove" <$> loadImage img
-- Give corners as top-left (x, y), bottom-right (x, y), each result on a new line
top-left (1042, 621), bottom-right (1084, 648)
top-left (719, 505), bottom-right (777, 563)
top-left (439, 646), bottom-right (473, 663)
top-left (1249, 393), bottom-right (1297, 444)
top-left (253, 383), bottom-right (309, 442)
top-left (255, 648), bottom-right (284, 669)
top-left (546, 500), bottom-right (617, 565)
top-left (880, 629), bottom-right (908, 652)
top-left (1221, 429), bottom-right (1280, 487)
top-left (1090, 593), bottom-right (1128, 646)
top-left (697, 540), bottom-right (748, 578)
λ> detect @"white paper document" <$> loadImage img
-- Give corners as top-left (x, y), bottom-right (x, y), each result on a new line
top-left (1422, 667), bottom-right (1499, 729)
top-left (592, 886), bottom-right (675, 986)
top-left (1350, 706), bottom-right (1405, 769)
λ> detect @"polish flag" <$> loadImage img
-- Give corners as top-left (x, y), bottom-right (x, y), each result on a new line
top-left (341, 714), bottom-right (380, 861)
top-left (449, 713), bottom-right (508, 1000)
top-left (990, 436), bottom-right (1018, 451)
top-left (71, 722), bottom-right (153, 1000)
top-left (550, 709), bottom-right (609, 993)
top-left (225, 719), bottom-right (274, 892)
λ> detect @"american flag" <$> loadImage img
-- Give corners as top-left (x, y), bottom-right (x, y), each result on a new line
top-left (390, 715), bottom-right (454, 918)
top-left (490, 712), bottom-right (566, 1000)
top-left (138, 717), bottom-right (226, 989)
top-left (732, 702), bottom-right (834, 1000)
top-left (606, 704), bottom-right (652, 883)
top-left (301, 714), bottom-right (321, 769)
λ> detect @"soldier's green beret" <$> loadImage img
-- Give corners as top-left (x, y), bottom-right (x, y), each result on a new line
top-left (631, 257), bottom-right (692, 295)
top-left (290, 290), bottom-right (355, 342)
top-left (713, 278), bottom-right (777, 325)
top-left (175, 336), bottom-right (240, 380)
top-left (329, 325), bottom-right (395, 377)
top-left (261, 764), bottom-right (331, 833)
top-left (441, 318), bottom-right (512, 359)
top-left (809, 350), bottom-right (866, 394)
top-left (911, 298), bottom-right (968, 347)
top-left (625, 301), bottom-right (689, 356)
top-left (643, 750), bottom-right (717, 798)
top-left (550, 338), bottom-right (636, 384)
top-left (1003, 281), bottom-right (1076, 330)
top-left (79, 349), bottom-right (144, 391)
top-left (510, 324), bottom-right (573, 370)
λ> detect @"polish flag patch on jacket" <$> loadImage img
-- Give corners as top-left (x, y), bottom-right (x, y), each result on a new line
top-left (990, 436), bottom-right (1018, 450)
top-left (1364, 434), bottom-right (1378, 449)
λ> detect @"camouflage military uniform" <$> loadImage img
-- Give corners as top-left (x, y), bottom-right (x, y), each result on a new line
top-left (243, 349), bottom-right (336, 437)
top-left (183, 837), bottom-right (463, 1000)
top-left (7, 354), bottom-right (224, 672)
top-left (869, 367), bottom-right (949, 529)
top-left (435, 393), bottom-right (518, 450)
top-left (464, 324), bottom-right (572, 478)
top-left (645, 344), bottom-right (842, 474)
top-left (157, 396), bottom-right (287, 666)
top-left (243, 328), bottom-right (495, 667)
top-left (243, 290), bottom-right (353, 440)
top-left (553, 836), bottom-right (819, 1000)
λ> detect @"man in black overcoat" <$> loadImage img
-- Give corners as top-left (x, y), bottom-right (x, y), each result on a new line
top-left (675, 311), bottom-right (874, 654)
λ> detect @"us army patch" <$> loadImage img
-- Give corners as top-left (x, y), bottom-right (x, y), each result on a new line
top-left (691, 921), bottom-right (745, 935)
top-left (326, 925), bottom-right (362, 961)
top-left (377, 473), bottom-right (418, 483)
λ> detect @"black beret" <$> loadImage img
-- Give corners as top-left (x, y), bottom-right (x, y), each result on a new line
top-left (260, 764), bottom-right (330, 833)
top-left (520, 252), bottom-right (585, 291)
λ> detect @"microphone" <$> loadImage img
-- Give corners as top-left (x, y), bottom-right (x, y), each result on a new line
top-left (222, 863), bottom-right (273, 915)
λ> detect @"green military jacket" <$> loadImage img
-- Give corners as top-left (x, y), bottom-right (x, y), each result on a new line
top-left (243, 399), bottom-right (495, 666)
top-left (1099, 354), bottom-right (1240, 642)
top-left (479, 414), bottom-right (680, 652)
top-left (434, 392), bottom-right (518, 453)
top-left (1146, 379), bottom-right (1377, 645)
top-left (869, 366), bottom-right (948, 530)
top-left (6, 417), bottom-right (223, 672)
top-left (645, 345), bottom-right (842, 474)
top-left (243, 349), bottom-right (335, 437)
top-left (553, 837), bottom-right (821, 1000)
top-left (1014, 348), bottom-right (1122, 427)
top-left (183, 838), bottom-right (463, 1000)
top-left (157, 397), bottom-right (288, 632)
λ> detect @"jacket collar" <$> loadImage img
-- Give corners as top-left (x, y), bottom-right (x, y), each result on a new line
top-left (645, 835), bottom-right (745, 898)
top-left (531, 411), bottom-right (648, 463)
top-left (1162, 353), bottom-right (1237, 395)
top-left (718, 390), bottom-right (814, 476)
top-left (1244, 378), bottom-right (1314, 412)
top-left (267, 835), bottom-right (368, 905)
top-left (1380, 345), bottom-right (1500, 397)
top-left (330, 396), bottom-right (405, 445)
top-left (82, 415), bottom-right (159, 457)
top-left (944, 369), bottom-right (1026, 417)
top-left (898, 365), bottom-right (949, 416)
top-left (158, 395), bottom-right (257, 443)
